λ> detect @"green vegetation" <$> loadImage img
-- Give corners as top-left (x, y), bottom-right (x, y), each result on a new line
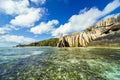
top-left (85, 28), bottom-right (92, 32)
top-left (84, 26), bottom-right (93, 32)
top-left (16, 38), bottom-right (59, 47)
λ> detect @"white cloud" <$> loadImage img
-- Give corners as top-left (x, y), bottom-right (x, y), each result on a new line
top-left (0, 25), bottom-right (17, 35)
top-left (102, 0), bottom-right (120, 15)
top-left (0, 25), bottom-right (35, 46)
top-left (30, 20), bottom-right (59, 34)
top-left (0, 0), bottom-right (46, 47)
top-left (0, 27), bottom-right (11, 35)
top-left (0, 0), bottom-right (29, 15)
top-left (0, 0), bottom-right (45, 27)
top-left (52, 0), bottom-right (120, 37)
top-left (103, 14), bottom-right (116, 20)
top-left (0, 34), bottom-right (35, 46)
top-left (10, 8), bottom-right (43, 27)
top-left (79, 8), bottom-right (88, 14)
top-left (52, 8), bottom-right (102, 37)
top-left (30, 0), bottom-right (46, 5)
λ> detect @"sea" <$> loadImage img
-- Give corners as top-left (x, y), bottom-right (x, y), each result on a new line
top-left (0, 47), bottom-right (120, 80)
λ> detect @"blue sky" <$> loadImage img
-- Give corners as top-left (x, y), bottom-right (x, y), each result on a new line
top-left (0, 0), bottom-right (120, 46)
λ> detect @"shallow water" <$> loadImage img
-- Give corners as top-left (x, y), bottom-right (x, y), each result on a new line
top-left (0, 47), bottom-right (120, 80)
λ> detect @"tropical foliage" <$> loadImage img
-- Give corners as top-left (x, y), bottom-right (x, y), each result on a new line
top-left (16, 38), bottom-right (59, 47)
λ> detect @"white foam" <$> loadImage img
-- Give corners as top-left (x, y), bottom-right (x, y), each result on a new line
top-left (31, 51), bottom-right (44, 55)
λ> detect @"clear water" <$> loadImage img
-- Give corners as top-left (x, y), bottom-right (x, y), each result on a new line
top-left (0, 47), bottom-right (120, 80)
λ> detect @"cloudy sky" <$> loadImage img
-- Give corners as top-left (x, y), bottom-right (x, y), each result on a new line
top-left (0, 0), bottom-right (120, 47)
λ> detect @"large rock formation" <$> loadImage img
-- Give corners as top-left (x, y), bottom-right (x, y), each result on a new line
top-left (57, 14), bottom-right (120, 47)
top-left (88, 30), bottom-right (120, 47)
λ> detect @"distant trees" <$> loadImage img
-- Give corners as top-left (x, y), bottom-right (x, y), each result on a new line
top-left (16, 38), bottom-right (59, 47)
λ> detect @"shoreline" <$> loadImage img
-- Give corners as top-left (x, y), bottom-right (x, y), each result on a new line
top-left (87, 46), bottom-right (120, 49)
top-left (15, 46), bottom-right (120, 49)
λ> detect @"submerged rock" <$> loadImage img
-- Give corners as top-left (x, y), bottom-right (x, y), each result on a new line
top-left (57, 14), bottom-right (120, 47)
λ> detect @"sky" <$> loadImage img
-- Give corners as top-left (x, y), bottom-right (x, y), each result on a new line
top-left (0, 0), bottom-right (120, 47)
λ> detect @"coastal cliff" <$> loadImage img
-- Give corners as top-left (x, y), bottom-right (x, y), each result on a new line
top-left (57, 14), bottom-right (120, 47)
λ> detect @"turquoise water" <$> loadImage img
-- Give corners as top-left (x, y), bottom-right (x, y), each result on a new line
top-left (0, 47), bottom-right (120, 80)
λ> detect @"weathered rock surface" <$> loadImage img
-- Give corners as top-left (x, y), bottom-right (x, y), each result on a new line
top-left (57, 14), bottom-right (120, 47)
top-left (88, 30), bottom-right (120, 47)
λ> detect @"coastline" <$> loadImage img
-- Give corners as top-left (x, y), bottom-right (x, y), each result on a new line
top-left (87, 46), bottom-right (120, 49)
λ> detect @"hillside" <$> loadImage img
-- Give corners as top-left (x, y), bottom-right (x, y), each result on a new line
top-left (16, 38), bottom-right (59, 47)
